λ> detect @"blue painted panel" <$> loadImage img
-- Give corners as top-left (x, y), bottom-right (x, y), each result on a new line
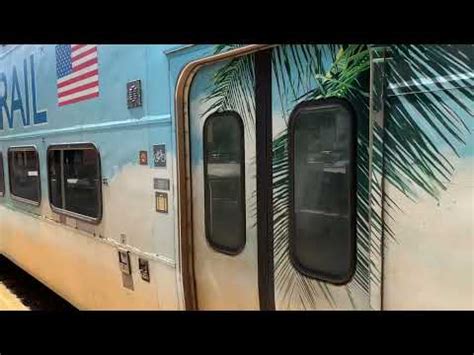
top-left (0, 44), bottom-right (180, 135)
top-left (0, 44), bottom-right (211, 213)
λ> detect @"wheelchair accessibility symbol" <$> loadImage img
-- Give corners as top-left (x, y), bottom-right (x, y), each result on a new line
top-left (153, 144), bottom-right (167, 168)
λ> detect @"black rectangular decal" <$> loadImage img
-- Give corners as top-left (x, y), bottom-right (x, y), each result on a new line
top-left (153, 144), bottom-right (167, 168)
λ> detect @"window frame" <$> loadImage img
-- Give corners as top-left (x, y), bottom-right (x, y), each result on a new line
top-left (47, 142), bottom-right (103, 224)
top-left (8, 145), bottom-right (42, 206)
top-left (288, 98), bottom-right (357, 285)
top-left (203, 111), bottom-right (247, 256)
top-left (0, 151), bottom-right (5, 197)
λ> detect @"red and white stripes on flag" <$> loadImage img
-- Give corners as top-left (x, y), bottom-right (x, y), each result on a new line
top-left (56, 44), bottom-right (99, 107)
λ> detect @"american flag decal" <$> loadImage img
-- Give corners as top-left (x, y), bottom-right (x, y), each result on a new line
top-left (55, 44), bottom-right (99, 106)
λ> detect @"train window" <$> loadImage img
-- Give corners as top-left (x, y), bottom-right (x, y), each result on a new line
top-left (8, 147), bottom-right (41, 204)
top-left (48, 144), bottom-right (102, 222)
top-left (289, 99), bottom-right (356, 284)
top-left (0, 152), bottom-right (5, 197)
top-left (203, 112), bottom-right (246, 255)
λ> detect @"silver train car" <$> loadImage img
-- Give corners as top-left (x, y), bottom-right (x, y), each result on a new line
top-left (0, 44), bottom-right (472, 310)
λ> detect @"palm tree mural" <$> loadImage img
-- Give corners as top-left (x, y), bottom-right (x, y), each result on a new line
top-left (201, 44), bottom-right (473, 309)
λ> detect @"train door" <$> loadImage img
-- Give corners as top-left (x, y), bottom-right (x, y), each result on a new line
top-left (270, 44), bottom-right (380, 310)
top-left (188, 52), bottom-right (268, 310)
top-left (185, 45), bottom-right (379, 310)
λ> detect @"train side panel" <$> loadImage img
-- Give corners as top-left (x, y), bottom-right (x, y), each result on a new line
top-left (0, 44), bottom-right (182, 309)
top-left (381, 45), bottom-right (474, 309)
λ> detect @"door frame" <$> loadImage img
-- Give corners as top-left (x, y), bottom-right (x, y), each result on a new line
top-left (174, 44), bottom-right (275, 310)
top-left (368, 45), bottom-right (390, 310)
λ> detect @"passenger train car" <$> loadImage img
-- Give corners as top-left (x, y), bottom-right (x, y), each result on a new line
top-left (0, 44), bottom-right (472, 310)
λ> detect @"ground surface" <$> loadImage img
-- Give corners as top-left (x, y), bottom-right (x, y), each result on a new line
top-left (0, 255), bottom-right (76, 311)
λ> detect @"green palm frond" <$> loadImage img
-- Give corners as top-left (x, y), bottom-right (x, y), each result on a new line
top-left (202, 50), bottom-right (256, 136)
top-left (383, 44), bottom-right (473, 201)
top-left (214, 44), bottom-right (246, 54)
top-left (298, 45), bottom-right (370, 101)
top-left (273, 45), bottom-right (340, 123)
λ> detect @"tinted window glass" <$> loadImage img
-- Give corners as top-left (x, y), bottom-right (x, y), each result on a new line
top-left (291, 101), bottom-right (355, 284)
top-left (0, 152), bottom-right (5, 196)
top-left (8, 148), bottom-right (41, 203)
top-left (48, 150), bottom-right (63, 208)
top-left (204, 112), bottom-right (246, 254)
top-left (48, 145), bottom-right (101, 220)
